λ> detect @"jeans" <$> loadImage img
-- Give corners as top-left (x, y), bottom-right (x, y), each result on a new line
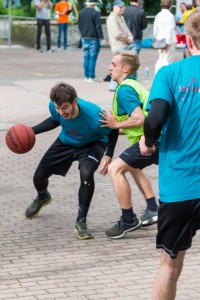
top-left (82, 39), bottom-right (100, 79)
top-left (57, 23), bottom-right (68, 49)
top-left (129, 39), bottom-right (142, 55)
top-left (36, 19), bottom-right (51, 51)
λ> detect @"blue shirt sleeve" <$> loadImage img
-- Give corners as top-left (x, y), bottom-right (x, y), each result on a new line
top-left (116, 85), bottom-right (143, 116)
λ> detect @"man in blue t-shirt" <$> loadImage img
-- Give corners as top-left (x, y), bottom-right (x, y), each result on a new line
top-left (25, 82), bottom-right (118, 240)
top-left (139, 10), bottom-right (200, 300)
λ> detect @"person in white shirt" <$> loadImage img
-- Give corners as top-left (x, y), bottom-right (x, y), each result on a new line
top-left (153, 0), bottom-right (177, 74)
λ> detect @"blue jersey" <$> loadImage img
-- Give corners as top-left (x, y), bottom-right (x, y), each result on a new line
top-left (149, 55), bottom-right (200, 202)
top-left (116, 77), bottom-right (143, 116)
top-left (49, 98), bottom-right (112, 146)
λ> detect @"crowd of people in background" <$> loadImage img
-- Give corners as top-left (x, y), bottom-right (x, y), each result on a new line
top-left (34, 0), bottom-right (199, 80)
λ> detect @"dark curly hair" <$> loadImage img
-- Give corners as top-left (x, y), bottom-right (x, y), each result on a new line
top-left (50, 82), bottom-right (77, 106)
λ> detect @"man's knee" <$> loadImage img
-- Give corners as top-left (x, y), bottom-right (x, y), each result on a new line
top-left (108, 159), bottom-right (127, 177)
top-left (80, 161), bottom-right (96, 183)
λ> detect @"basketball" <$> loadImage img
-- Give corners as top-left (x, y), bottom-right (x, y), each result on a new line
top-left (5, 124), bottom-right (36, 154)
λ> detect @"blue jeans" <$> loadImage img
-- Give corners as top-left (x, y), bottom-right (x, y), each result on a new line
top-left (57, 23), bottom-right (68, 49)
top-left (82, 39), bottom-right (100, 79)
top-left (129, 39), bottom-right (142, 55)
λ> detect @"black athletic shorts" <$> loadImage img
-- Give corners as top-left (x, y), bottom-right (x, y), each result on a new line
top-left (119, 141), bottom-right (159, 169)
top-left (156, 199), bottom-right (200, 259)
top-left (37, 138), bottom-right (107, 176)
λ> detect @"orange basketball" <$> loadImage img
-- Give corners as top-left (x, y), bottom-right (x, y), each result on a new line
top-left (5, 124), bottom-right (35, 154)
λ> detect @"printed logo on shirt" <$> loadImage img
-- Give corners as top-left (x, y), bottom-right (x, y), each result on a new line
top-left (179, 78), bottom-right (200, 100)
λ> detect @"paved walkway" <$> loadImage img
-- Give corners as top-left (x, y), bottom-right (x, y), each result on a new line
top-left (0, 45), bottom-right (199, 300)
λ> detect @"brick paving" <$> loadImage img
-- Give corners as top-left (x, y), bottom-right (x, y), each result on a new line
top-left (0, 46), bottom-right (199, 300)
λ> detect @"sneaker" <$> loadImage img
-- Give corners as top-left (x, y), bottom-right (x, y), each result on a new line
top-left (105, 216), bottom-right (142, 239)
top-left (88, 78), bottom-right (102, 83)
top-left (139, 208), bottom-right (158, 227)
top-left (75, 218), bottom-right (94, 240)
top-left (37, 49), bottom-right (43, 53)
top-left (103, 74), bottom-right (111, 82)
top-left (84, 77), bottom-right (89, 83)
top-left (47, 49), bottom-right (54, 53)
top-left (25, 193), bottom-right (52, 218)
top-left (88, 78), bottom-right (95, 84)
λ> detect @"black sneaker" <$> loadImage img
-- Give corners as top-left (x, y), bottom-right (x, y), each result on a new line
top-left (25, 193), bottom-right (52, 218)
top-left (103, 74), bottom-right (111, 82)
top-left (105, 216), bottom-right (142, 239)
top-left (75, 218), bottom-right (94, 240)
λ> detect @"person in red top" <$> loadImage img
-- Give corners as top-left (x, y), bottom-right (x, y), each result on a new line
top-left (55, 0), bottom-right (71, 50)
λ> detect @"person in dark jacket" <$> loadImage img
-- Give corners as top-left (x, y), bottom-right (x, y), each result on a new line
top-left (78, 0), bottom-right (104, 83)
top-left (123, 0), bottom-right (147, 55)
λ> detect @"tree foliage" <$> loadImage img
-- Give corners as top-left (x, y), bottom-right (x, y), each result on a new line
top-left (75, 0), bottom-right (161, 15)
top-left (0, 0), bottom-right (161, 17)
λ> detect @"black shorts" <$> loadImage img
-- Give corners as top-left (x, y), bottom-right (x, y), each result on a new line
top-left (156, 199), bottom-right (200, 259)
top-left (36, 138), bottom-right (107, 176)
top-left (119, 141), bottom-right (159, 169)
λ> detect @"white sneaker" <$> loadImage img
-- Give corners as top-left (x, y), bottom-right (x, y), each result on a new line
top-left (84, 77), bottom-right (89, 83)
top-left (88, 78), bottom-right (95, 83)
top-left (88, 78), bottom-right (103, 83)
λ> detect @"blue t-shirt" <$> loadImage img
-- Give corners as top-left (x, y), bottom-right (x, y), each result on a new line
top-left (149, 56), bottom-right (200, 202)
top-left (116, 81), bottom-right (143, 116)
top-left (49, 98), bottom-right (112, 146)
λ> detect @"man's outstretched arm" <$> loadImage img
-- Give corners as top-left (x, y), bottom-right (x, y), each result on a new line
top-left (32, 117), bottom-right (60, 134)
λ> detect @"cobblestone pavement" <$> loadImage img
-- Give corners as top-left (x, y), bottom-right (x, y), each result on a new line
top-left (0, 46), bottom-right (199, 300)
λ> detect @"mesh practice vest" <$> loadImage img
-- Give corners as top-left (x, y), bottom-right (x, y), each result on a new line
top-left (112, 78), bottom-right (149, 145)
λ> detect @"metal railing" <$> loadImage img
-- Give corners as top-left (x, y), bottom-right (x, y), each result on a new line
top-left (0, 15), bottom-right (9, 38)
top-left (0, 14), bottom-right (155, 45)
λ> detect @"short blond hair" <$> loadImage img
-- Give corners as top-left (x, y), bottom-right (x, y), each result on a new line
top-left (185, 10), bottom-right (200, 49)
top-left (113, 50), bottom-right (140, 74)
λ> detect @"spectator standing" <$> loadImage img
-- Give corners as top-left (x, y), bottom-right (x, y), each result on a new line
top-left (123, 0), bottom-right (148, 55)
top-left (106, 0), bottom-right (133, 91)
top-left (153, 0), bottom-right (177, 74)
top-left (176, 4), bottom-right (196, 27)
top-left (139, 10), bottom-right (200, 300)
top-left (176, 4), bottom-right (196, 57)
top-left (175, 2), bottom-right (187, 37)
top-left (35, 0), bottom-right (53, 52)
top-left (78, 0), bottom-right (103, 84)
top-left (55, 0), bottom-right (71, 51)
